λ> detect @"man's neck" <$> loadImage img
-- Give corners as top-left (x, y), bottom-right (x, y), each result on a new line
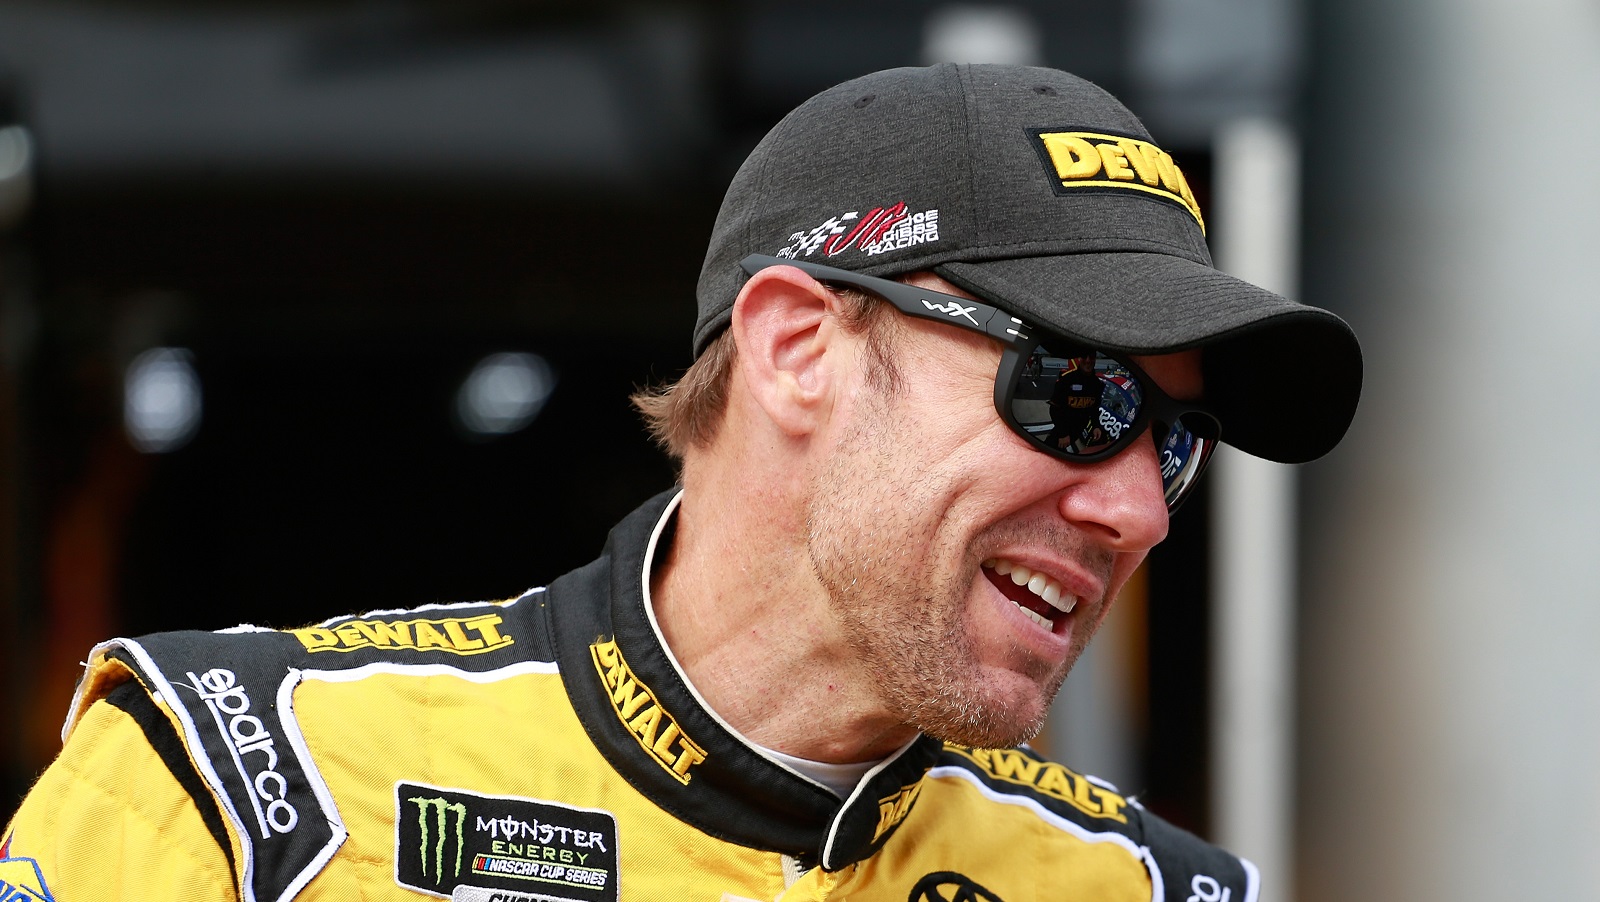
top-left (648, 468), bottom-right (920, 764)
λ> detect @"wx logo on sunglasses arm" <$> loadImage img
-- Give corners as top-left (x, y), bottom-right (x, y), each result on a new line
top-left (921, 299), bottom-right (980, 327)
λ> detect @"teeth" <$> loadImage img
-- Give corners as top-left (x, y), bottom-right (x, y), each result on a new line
top-left (1017, 606), bottom-right (1052, 630)
top-left (983, 559), bottom-right (1078, 615)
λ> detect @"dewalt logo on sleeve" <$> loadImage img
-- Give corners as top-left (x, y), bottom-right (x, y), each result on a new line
top-left (589, 639), bottom-right (707, 785)
top-left (945, 745), bottom-right (1129, 822)
top-left (290, 614), bottom-right (513, 655)
top-left (1029, 129), bottom-right (1205, 233)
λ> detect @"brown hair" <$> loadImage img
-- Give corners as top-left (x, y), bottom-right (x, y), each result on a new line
top-left (631, 288), bottom-right (902, 459)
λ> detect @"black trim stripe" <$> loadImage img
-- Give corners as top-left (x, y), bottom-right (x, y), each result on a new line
top-left (103, 679), bottom-right (239, 886)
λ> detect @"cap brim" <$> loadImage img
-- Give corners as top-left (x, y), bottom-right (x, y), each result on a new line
top-left (935, 253), bottom-right (1363, 464)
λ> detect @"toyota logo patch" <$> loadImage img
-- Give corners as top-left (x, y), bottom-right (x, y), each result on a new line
top-left (908, 871), bottom-right (1005, 902)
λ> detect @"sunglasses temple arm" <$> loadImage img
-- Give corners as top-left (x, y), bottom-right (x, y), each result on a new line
top-left (874, 282), bottom-right (1032, 345)
top-left (741, 254), bottom-right (1033, 347)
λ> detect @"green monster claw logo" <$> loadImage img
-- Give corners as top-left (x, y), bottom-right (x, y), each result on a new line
top-left (409, 796), bottom-right (467, 884)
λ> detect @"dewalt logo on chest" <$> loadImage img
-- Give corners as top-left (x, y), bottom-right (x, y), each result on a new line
top-left (1030, 129), bottom-right (1205, 233)
top-left (872, 781), bottom-right (924, 842)
top-left (590, 638), bottom-right (707, 784)
top-left (291, 613), bottom-right (512, 655)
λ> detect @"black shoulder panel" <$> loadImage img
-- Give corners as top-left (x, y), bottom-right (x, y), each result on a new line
top-left (110, 627), bottom-right (338, 902)
top-left (1134, 807), bottom-right (1258, 902)
top-left (100, 593), bottom-right (552, 902)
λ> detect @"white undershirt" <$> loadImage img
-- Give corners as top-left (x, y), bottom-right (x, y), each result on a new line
top-left (761, 746), bottom-right (884, 800)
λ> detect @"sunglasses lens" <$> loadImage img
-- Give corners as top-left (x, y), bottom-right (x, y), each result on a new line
top-left (1005, 342), bottom-right (1221, 510)
top-left (1007, 347), bottom-right (1145, 456)
top-left (1157, 417), bottom-right (1216, 508)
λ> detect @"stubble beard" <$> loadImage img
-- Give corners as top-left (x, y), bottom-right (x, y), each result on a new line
top-left (804, 412), bottom-right (1075, 750)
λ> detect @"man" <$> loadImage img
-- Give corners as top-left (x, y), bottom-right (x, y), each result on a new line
top-left (2, 64), bottom-right (1360, 901)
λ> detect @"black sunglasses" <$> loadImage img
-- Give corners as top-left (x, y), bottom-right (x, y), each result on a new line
top-left (739, 254), bottom-right (1222, 512)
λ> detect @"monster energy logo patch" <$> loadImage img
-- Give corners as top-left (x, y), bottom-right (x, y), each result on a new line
top-left (394, 782), bottom-right (619, 902)
top-left (410, 795), bottom-right (468, 884)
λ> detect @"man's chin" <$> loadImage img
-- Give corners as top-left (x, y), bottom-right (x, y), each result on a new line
top-left (912, 674), bottom-right (1059, 749)
top-left (920, 711), bottom-right (1047, 750)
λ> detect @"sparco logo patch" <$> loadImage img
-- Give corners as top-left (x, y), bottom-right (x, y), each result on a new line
top-left (776, 202), bottom-right (940, 260)
top-left (908, 871), bottom-right (1004, 902)
top-left (590, 639), bottom-right (707, 784)
top-left (394, 782), bottom-right (618, 902)
top-left (1030, 129), bottom-right (1205, 233)
top-left (290, 614), bottom-right (513, 656)
top-left (945, 745), bottom-right (1128, 822)
top-left (185, 668), bottom-right (299, 837)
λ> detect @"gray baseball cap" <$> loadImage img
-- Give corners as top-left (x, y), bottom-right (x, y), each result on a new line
top-left (696, 63), bottom-right (1361, 463)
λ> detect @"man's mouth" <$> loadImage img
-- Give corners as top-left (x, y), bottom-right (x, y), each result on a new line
top-left (981, 559), bottom-right (1079, 632)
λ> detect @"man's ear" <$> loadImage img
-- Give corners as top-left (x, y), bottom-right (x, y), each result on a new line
top-left (729, 265), bottom-right (844, 437)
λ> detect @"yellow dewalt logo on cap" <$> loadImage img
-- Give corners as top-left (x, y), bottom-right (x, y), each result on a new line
top-left (1031, 130), bottom-right (1205, 233)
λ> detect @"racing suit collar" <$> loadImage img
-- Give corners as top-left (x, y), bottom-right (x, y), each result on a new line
top-left (547, 488), bottom-right (942, 871)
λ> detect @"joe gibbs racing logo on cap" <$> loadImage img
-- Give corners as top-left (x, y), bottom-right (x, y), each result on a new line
top-left (776, 201), bottom-right (941, 261)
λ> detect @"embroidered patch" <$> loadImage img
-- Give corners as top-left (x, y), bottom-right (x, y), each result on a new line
top-left (0, 838), bottom-right (56, 902)
top-left (872, 781), bottom-right (923, 842)
top-left (590, 639), bottom-right (707, 784)
top-left (290, 614), bottom-right (513, 656)
top-left (1029, 129), bottom-right (1205, 233)
top-left (183, 667), bottom-right (304, 836)
top-left (394, 783), bottom-right (619, 902)
top-left (943, 745), bottom-right (1129, 822)
top-left (776, 203), bottom-right (941, 260)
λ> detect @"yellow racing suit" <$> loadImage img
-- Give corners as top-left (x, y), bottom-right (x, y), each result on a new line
top-left (3, 490), bottom-right (1258, 902)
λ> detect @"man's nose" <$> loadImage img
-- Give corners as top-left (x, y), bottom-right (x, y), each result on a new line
top-left (1057, 432), bottom-right (1170, 552)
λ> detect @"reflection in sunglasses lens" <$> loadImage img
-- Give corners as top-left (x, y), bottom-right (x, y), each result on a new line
top-left (1004, 340), bottom-right (1218, 511)
top-left (1011, 345), bottom-right (1144, 458)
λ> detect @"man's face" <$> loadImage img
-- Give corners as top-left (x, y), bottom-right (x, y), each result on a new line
top-left (805, 274), bottom-right (1198, 749)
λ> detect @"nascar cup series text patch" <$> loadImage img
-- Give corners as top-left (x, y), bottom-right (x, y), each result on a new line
top-left (395, 782), bottom-right (619, 902)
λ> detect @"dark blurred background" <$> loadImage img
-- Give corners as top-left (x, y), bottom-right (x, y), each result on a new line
top-left (0, 0), bottom-right (1245, 829)
top-left (0, 0), bottom-right (1248, 820)
top-left (8, 3), bottom-right (1591, 901)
